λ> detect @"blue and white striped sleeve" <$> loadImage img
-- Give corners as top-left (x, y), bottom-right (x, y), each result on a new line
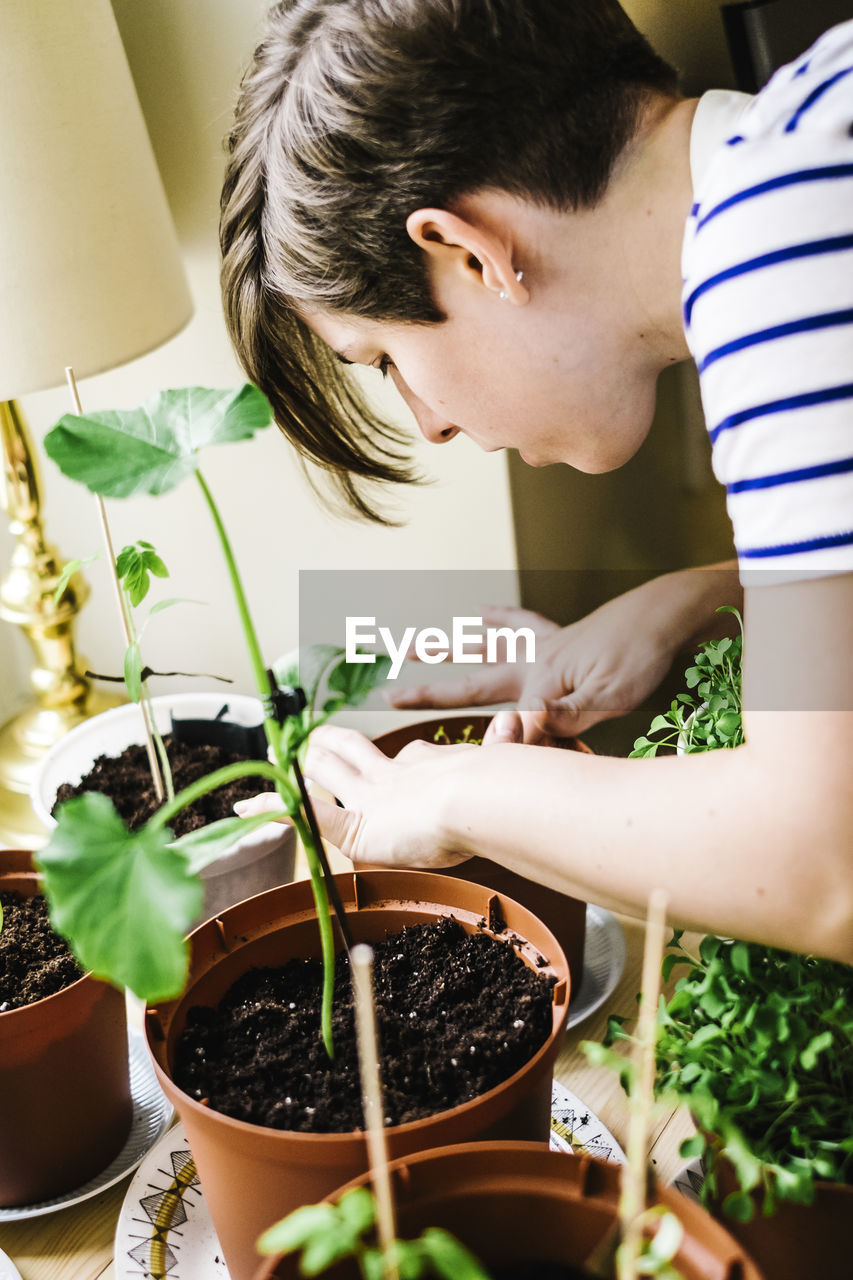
top-left (682, 21), bottom-right (853, 581)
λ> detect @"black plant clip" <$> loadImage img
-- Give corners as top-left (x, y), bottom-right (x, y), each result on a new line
top-left (264, 669), bottom-right (354, 953)
top-left (264, 676), bottom-right (306, 725)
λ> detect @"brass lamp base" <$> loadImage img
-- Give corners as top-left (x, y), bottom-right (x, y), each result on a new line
top-left (1, 397), bottom-right (125, 847)
top-left (0, 687), bottom-right (125, 847)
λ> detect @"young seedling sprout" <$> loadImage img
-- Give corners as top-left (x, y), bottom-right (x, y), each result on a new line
top-left (36, 384), bottom-right (388, 1057)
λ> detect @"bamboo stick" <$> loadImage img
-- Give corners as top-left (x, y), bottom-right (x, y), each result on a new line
top-left (64, 367), bottom-right (165, 800)
top-left (617, 888), bottom-right (670, 1280)
top-left (350, 943), bottom-right (399, 1280)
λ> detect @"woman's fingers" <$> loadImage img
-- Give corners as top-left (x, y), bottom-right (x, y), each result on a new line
top-left (234, 792), bottom-right (290, 820)
top-left (482, 709), bottom-right (524, 744)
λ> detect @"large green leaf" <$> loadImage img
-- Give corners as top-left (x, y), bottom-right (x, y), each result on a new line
top-left (36, 792), bottom-right (202, 1002)
top-left (43, 384), bottom-right (273, 498)
top-left (171, 810), bottom-right (293, 875)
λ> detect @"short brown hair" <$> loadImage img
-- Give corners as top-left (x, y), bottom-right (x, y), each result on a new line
top-left (221, 0), bottom-right (678, 520)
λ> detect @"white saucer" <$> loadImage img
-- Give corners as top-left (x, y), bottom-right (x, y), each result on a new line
top-left (0, 1027), bottom-right (173, 1222)
top-left (114, 1088), bottom-right (627, 1279)
top-left (0, 1249), bottom-right (23, 1280)
top-left (567, 905), bottom-right (626, 1030)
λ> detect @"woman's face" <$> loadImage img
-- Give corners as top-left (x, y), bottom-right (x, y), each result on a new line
top-left (304, 185), bottom-right (689, 472)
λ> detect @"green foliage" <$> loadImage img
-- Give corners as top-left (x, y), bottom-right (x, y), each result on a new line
top-left (257, 1187), bottom-right (492, 1280)
top-left (597, 935), bottom-right (853, 1218)
top-left (272, 646), bottom-right (392, 756)
top-left (44, 385), bottom-right (272, 498)
top-left (115, 540), bottom-right (169, 607)
top-left (38, 383), bottom-right (391, 1052)
top-left (432, 724), bottom-right (482, 744)
top-left (617, 1206), bottom-right (684, 1278)
top-left (35, 792), bottom-right (203, 1001)
top-left (630, 609), bottom-right (744, 757)
top-left (53, 554), bottom-right (98, 606)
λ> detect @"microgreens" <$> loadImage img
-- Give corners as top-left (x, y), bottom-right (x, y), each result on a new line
top-left (586, 935), bottom-right (853, 1221)
top-left (36, 385), bottom-right (388, 1056)
top-left (629, 607), bottom-right (744, 757)
top-left (588, 606), bottom-right (853, 1221)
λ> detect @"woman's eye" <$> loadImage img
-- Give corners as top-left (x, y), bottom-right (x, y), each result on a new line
top-left (376, 355), bottom-right (395, 378)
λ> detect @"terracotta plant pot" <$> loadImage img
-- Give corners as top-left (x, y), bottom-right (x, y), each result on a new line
top-left (0, 849), bottom-right (132, 1207)
top-left (256, 1141), bottom-right (764, 1280)
top-left (708, 1148), bottom-right (852, 1280)
top-left (372, 715), bottom-right (589, 997)
top-left (145, 869), bottom-right (571, 1280)
top-left (31, 691), bottom-right (296, 921)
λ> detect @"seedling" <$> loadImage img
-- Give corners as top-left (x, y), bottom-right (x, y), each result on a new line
top-left (36, 385), bottom-right (389, 1056)
top-left (432, 723), bottom-right (482, 744)
top-left (629, 608), bottom-right (744, 757)
top-left (258, 1186), bottom-right (491, 1280)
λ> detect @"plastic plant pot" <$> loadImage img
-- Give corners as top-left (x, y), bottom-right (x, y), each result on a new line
top-left (31, 691), bottom-right (296, 921)
top-left (706, 1144), bottom-right (852, 1280)
top-left (372, 715), bottom-right (589, 998)
top-left (256, 1141), bottom-right (765, 1280)
top-left (144, 869), bottom-right (571, 1280)
top-left (0, 849), bottom-right (132, 1207)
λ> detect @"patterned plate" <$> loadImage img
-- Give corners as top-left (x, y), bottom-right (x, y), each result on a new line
top-left (671, 1157), bottom-right (705, 1204)
top-left (0, 1027), bottom-right (173, 1222)
top-left (549, 1080), bottom-right (627, 1164)
top-left (114, 1088), bottom-right (626, 1278)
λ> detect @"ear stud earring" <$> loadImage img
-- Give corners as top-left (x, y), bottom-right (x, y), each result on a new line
top-left (499, 269), bottom-right (524, 300)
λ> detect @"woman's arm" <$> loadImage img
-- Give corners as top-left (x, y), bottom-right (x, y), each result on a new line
top-left (303, 573), bottom-right (853, 964)
top-left (390, 563), bottom-right (743, 742)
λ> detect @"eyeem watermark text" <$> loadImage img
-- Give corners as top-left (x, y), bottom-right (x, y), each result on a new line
top-left (345, 616), bottom-right (536, 679)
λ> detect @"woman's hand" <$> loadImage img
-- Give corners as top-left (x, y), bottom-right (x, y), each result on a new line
top-left (235, 725), bottom-right (474, 869)
top-left (388, 567), bottom-right (741, 743)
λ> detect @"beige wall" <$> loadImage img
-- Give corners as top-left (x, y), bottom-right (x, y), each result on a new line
top-left (0, 0), bottom-right (517, 717)
top-left (624, 0), bottom-right (737, 94)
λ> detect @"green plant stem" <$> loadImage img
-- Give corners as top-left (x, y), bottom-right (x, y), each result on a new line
top-left (139, 679), bottom-right (175, 801)
top-left (194, 467), bottom-right (338, 1057)
top-left (290, 804), bottom-right (337, 1055)
top-left (147, 758), bottom-right (295, 835)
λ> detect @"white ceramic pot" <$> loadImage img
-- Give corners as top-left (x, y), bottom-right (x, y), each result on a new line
top-left (31, 692), bottom-right (296, 922)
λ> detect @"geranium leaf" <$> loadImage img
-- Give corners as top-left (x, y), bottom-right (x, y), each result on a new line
top-left (44, 384), bottom-right (272, 498)
top-left (172, 811), bottom-right (293, 875)
top-left (35, 792), bottom-right (201, 1002)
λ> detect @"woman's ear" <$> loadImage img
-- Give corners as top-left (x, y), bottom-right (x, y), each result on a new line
top-left (405, 208), bottom-right (528, 304)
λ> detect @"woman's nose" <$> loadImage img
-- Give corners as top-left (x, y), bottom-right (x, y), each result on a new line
top-left (413, 400), bottom-right (460, 445)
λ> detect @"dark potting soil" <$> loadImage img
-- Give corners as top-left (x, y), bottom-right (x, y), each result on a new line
top-left (173, 916), bottom-right (555, 1133)
top-left (0, 890), bottom-right (83, 1011)
top-left (52, 733), bottom-right (276, 837)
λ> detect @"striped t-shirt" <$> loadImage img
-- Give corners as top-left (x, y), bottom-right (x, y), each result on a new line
top-left (682, 19), bottom-right (853, 581)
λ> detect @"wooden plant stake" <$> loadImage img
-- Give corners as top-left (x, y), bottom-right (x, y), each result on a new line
top-left (618, 887), bottom-right (670, 1280)
top-left (584, 888), bottom-right (671, 1279)
top-left (64, 367), bottom-right (165, 801)
top-left (350, 943), bottom-right (400, 1280)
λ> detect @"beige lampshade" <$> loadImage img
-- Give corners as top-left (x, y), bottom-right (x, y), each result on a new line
top-left (0, 0), bottom-right (193, 401)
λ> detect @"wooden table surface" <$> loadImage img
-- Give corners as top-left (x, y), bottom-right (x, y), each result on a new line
top-left (0, 902), bottom-right (697, 1280)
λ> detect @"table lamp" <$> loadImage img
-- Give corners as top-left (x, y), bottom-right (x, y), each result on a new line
top-left (0, 0), bottom-right (193, 844)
